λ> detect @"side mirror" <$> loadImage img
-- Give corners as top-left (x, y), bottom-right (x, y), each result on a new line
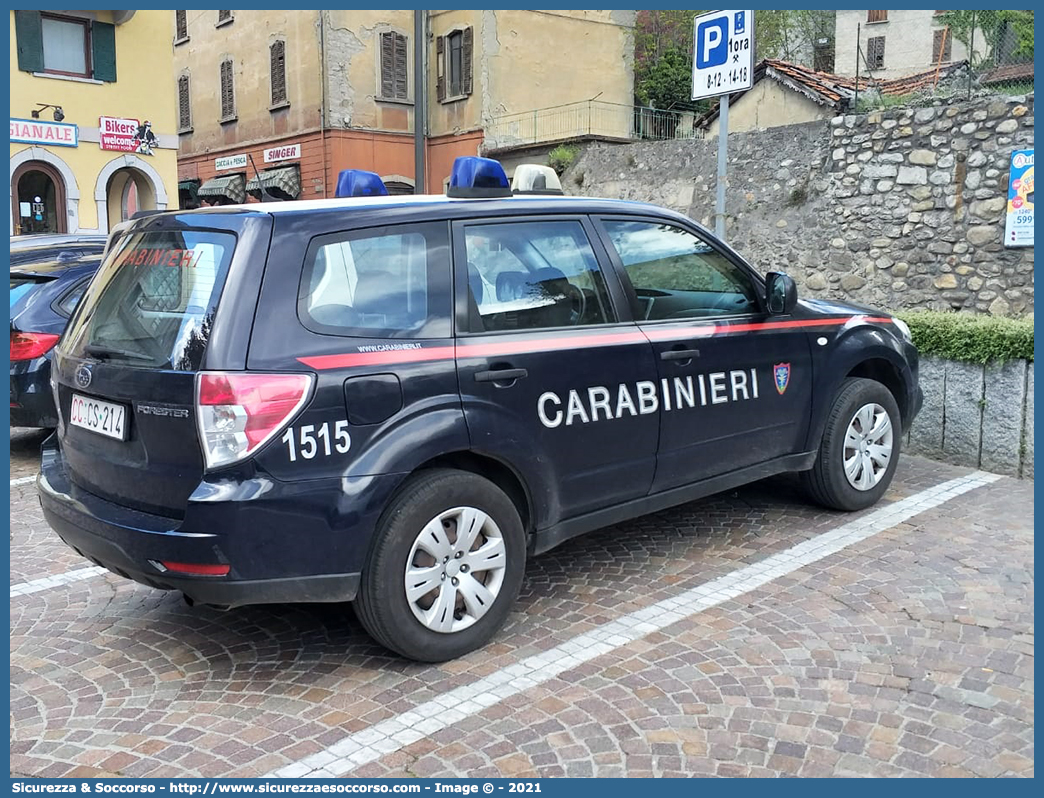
top-left (766, 272), bottom-right (798, 315)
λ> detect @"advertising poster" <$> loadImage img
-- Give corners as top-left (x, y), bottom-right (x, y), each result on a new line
top-left (1004, 149), bottom-right (1034, 248)
top-left (99, 116), bottom-right (158, 155)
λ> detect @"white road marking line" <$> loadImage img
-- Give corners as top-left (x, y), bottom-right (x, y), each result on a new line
top-left (268, 471), bottom-right (1002, 779)
top-left (10, 565), bottom-right (109, 598)
top-left (10, 475), bottom-right (37, 486)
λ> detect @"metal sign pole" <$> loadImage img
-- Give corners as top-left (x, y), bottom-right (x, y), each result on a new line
top-left (692, 9), bottom-right (752, 245)
top-left (715, 94), bottom-right (729, 240)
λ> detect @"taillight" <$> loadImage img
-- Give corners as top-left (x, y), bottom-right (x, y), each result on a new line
top-left (196, 371), bottom-right (314, 470)
top-left (10, 332), bottom-right (60, 362)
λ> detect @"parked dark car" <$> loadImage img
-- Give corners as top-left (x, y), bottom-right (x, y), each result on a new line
top-left (10, 243), bottom-right (105, 427)
top-left (9, 234), bottom-right (107, 265)
top-left (38, 159), bottom-right (921, 661)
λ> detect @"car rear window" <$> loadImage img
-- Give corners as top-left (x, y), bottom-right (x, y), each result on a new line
top-left (62, 229), bottom-right (236, 370)
top-left (10, 278), bottom-right (46, 310)
top-left (299, 222), bottom-right (451, 339)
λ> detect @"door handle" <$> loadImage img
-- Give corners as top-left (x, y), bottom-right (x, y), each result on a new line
top-left (474, 367), bottom-right (528, 384)
top-left (660, 348), bottom-right (700, 361)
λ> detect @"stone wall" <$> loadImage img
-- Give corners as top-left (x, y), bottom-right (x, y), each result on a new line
top-left (563, 95), bottom-right (1034, 315)
top-left (907, 358), bottom-right (1033, 478)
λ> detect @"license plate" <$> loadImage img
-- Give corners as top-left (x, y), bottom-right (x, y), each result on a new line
top-left (70, 393), bottom-right (128, 441)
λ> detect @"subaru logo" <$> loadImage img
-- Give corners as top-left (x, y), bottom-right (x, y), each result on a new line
top-left (75, 363), bottom-right (93, 389)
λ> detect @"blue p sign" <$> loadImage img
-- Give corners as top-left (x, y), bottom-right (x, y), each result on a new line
top-left (696, 17), bottom-right (728, 69)
top-left (734, 11), bottom-right (745, 34)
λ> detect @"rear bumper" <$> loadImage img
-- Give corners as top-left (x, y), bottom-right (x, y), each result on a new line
top-left (36, 441), bottom-right (405, 608)
top-left (10, 358), bottom-right (57, 428)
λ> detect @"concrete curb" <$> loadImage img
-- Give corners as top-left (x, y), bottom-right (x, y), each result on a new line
top-left (908, 355), bottom-right (1034, 478)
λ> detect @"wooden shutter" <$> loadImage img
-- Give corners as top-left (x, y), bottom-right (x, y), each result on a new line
top-left (220, 60), bottom-right (235, 120)
top-left (393, 32), bottom-right (408, 100)
top-left (867, 36), bottom-right (885, 69)
top-left (436, 35), bottom-right (445, 102)
top-left (175, 10), bottom-right (187, 40)
top-left (271, 40), bottom-right (287, 105)
top-left (15, 11), bottom-right (44, 73)
top-left (867, 10), bottom-right (888, 23)
top-left (380, 32), bottom-right (394, 99)
top-left (92, 22), bottom-right (117, 82)
top-left (933, 28), bottom-right (951, 62)
top-left (462, 27), bottom-right (473, 96)
top-left (178, 75), bottom-right (191, 130)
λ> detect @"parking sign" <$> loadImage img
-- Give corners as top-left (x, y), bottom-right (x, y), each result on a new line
top-left (692, 9), bottom-right (754, 101)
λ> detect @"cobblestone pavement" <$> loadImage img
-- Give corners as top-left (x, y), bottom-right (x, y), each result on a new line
top-left (9, 427), bottom-right (1034, 779)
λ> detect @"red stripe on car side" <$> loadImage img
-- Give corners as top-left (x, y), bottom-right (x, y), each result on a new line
top-left (296, 316), bottom-right (893, 370)
top-left (642, 316), bottom-right (893, 341)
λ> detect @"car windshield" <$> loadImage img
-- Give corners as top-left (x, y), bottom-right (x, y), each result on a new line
top-left (61, 229), bottom-right (236, 370)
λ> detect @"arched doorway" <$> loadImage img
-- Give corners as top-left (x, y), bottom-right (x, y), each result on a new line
top-left (105, 168), bottom-right (157, 229)
top-left (11, 161), bottom-right (67, 234)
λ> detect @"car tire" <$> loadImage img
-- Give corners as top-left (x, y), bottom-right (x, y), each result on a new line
top-left (355, 468), bottom-right (526, 662)
top-left (802, 378), bottom-right (902, 512)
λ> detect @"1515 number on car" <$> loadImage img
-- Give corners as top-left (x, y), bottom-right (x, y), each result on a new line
top-left (281, 420), bottom-right (351, 461)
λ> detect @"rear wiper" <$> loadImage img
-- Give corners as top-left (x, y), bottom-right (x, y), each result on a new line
top-left (84, 344), bottom-right (153, 362)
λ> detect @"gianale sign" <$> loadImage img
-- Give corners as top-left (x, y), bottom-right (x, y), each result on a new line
top-left (264, 143), bottom-right (301, 163)
top-left (99, 116), bottom-right (140, 152)
top-left (10, 118), bottom-right (78, 148)
top-left (215, 154), bottom-right (248, 170)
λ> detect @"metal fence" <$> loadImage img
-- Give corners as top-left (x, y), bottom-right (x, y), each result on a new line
top-left (484, 100), bottom-right (703, 151)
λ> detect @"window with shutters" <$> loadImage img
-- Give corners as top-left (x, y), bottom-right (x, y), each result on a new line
top-left (437, 26), bottom-right (473, 103)
top-left (178, 74), bottom-right (192, 132)
top-left (41, 14), bottom-right (91, 77)
top-left (866, 10), bottom-right (888, 23)
top-left (270, 40), bottom-right (288, 108)
top-left (220, 59), bottom-right (236, 122)
top-left (217, 11), bottom-right (233, 27)
top-left (175, 10), bottom-right (188, 42)
top-left (15, 12), bottom-right (117, 81)
top-left (932, 27), bottom-right (952, 62)
top-left (379, 31), bottom-right (409, 101)
top-left (866, 36), bottom-right (885, 69)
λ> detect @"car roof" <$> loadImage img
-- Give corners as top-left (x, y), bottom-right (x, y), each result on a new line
top-left (9, 233), bottom-right (108, 251)
top-left (175, 193), bottom-right (680, 220)
top-left (10, 252), bottom-right (104, 278)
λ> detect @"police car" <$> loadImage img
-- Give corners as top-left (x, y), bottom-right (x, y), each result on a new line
top-left (38, 157), bottom-right (922, 661)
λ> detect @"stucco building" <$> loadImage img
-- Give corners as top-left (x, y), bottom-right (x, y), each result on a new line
top-left (834, 10), bottom-right (986, 79)
top-left (10, 10), bottom-right (179, 236)
top-left (173, 10), bottom-right (635, 202)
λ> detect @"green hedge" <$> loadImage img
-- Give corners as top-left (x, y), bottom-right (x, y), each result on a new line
top-left (895, 310), bottom-right (1034, 364)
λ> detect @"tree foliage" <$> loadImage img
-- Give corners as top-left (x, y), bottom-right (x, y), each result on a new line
top-left (939, 10), bottom-right (1034, 65)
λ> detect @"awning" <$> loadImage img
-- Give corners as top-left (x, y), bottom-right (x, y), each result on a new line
top-left (178, 179), bottom-right (199, 203)
top-left (246, 165), bottom-right (301, 201)
top-left (197, 173), bottom-right (246, 204)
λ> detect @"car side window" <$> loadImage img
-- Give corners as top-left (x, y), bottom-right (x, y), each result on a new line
top-left (55, 276), bottom-right (91, 318)
top-left (601, 219), bottom-right (759, 321)
top-left (463, 220), bottom-right (615, 333)
top-left (299, 222), bottom-right (451, 338)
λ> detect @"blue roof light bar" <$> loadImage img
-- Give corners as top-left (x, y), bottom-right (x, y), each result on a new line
top-left (335, 170), bottom-right (388, 197)
top-left (447, 156), bottom-right (512, 198)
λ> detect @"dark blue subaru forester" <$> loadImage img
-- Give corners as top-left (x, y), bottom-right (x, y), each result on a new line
top-left (39, 158), bottom-right (922, 661)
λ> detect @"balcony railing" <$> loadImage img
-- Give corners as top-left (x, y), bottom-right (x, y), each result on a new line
top-left (484, 100), bottom-right (704, 151)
